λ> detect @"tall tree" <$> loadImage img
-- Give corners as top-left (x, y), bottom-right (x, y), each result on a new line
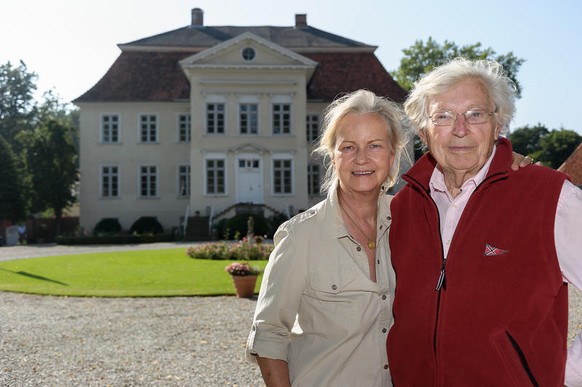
top-left (20, 119), bottom-right (78, 235)
top-left (0, 61), bottom-right (37, 145)
top-left (393, 37), bottom-right (525, 97)
top-left (0, 135), bottom-right (27, 222)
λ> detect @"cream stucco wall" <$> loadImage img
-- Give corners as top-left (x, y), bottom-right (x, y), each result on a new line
top-left (78, 101), bottom-right (192, 233)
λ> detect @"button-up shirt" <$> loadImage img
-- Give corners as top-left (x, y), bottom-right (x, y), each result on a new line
top-left (246, 184), bottom-right (394, 386)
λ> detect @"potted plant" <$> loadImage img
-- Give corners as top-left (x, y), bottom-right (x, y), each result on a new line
top-left (225, 262), bottom-right (262, 298)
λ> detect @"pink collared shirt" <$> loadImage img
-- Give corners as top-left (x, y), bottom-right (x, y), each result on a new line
top-left (429, 147), bottom-right (582, 386)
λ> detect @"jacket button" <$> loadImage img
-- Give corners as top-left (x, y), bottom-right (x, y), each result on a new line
top-left (332, 284), bottom-right (337, 290)
top-left (356, 246), bottom-right (362, 252)
top-left (384, 364), bottom-right (389, 370)
top-left (382, 328), bottom-right (387, 333)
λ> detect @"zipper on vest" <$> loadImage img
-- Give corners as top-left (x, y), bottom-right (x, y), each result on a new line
top-left (435, 259), bottom-right (447, 290)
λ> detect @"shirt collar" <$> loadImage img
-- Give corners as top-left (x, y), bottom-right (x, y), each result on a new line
top-left (321, 183), bottom-right (391, 240)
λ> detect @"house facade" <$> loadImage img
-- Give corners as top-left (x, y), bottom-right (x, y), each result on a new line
top-left (75, 9), bottom-right (407, 238)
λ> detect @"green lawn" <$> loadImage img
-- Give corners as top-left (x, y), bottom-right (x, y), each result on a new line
top-left (0, 248), bottom-right (267, 297)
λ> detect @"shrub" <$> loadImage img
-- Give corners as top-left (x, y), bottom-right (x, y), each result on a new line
top-left (224, 214), bottom-right (270, 240)
top-left (56, 233), bottom-right (176, 245)
top-left (93, 218), bottom-right (122, 236)
top-left (129, 216), bottom-right (164, 235)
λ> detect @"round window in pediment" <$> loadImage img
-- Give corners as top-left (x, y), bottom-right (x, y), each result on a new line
top-left (242, 47), bottom-right (256, 62)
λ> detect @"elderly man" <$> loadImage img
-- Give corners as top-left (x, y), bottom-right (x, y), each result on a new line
top-left (387, 57), bottom-right (582, 386)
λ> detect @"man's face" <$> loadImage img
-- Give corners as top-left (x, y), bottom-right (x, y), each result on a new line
top-left (421, 78), bottom-right (501, 179)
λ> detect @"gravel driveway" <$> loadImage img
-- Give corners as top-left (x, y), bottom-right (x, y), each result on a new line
top-left (0, 243), bottom-right (581, 386)
top-left (0, 243), bottom-right (265, 386)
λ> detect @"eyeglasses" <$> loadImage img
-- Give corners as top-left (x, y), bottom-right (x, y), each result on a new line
top-left (429, 108), bottom-right (494, 126)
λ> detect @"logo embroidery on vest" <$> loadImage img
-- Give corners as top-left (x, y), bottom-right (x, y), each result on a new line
top-left (484, 243), bottom-right (509, 256)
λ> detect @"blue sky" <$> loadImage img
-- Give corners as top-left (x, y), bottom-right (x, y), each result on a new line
top-left (3, 0), bottom-right (581, 134)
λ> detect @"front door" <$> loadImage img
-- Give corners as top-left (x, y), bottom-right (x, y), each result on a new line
top-left (237, 157), bottom-right (263, 203)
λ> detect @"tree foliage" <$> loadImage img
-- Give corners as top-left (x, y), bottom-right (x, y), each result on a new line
top-left (538, 129), bottom-right (582, 169)
top-left (19, 119), bottom-right (78, 233)
top-left (0, 61), bottom-right (37, 144)
top-left (393, 37), bottom-right (525, 98)
top-left (0, 60), bottom-right (80, 227)
top-left (508, 124), bottom-right (549, 156)
top-left (0, 135), bottom-right (27, 221)
top-left (509, 125), bottom-right (582, 168)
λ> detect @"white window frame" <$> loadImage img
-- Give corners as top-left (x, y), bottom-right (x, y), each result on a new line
top-left (239, 103), bottom-right (258, 135)
top-left (204, 154), bottom-right (227, 195)
top-left (138, 114), bottom-right (158, 143)
top-left (272, 103), bottom-right (291, 135)
top-left (177, 113), bottom-right (191, 143)
top-left (307, 164), bottom-right (321, 196)
top-left (206, 103), bottom-right (225, 134)
top-left (272, 154), bottom-right (294, 195)
top-left (100, 165), bottom-right (119, 198)
top-left (138, 164), bottom-right (158, 198)
top-left (177, 164), bottom-right (191, 198)
top-left (306, 113), bottom-right (320, 142)
top-left (100, 114), bottom-right (120, 144)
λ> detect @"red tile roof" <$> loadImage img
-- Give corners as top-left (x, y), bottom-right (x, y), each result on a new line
top-left (303, 52), bottom-right (407, 102)
top-left (75, 22), bottom-right (407, 104)
top-left (558, 141), bottom-right (582, 186)
top-left (76, 51), bottom-right (191, 102)
top-left (75, 50), bottom-right (407, 103)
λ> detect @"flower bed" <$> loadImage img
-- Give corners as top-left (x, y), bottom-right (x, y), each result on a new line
top-left (186, 237), bottom-right (274, 261)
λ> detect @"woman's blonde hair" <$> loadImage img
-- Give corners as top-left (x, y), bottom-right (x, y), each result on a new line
top-left (313, 89), bottom-right (407, 194)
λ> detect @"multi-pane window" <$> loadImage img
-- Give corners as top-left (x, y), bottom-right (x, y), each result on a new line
top-left (273, 159), bottom-right (293, 194)
top-left (206, 159), bottom-right (225, 194)
top-left (178, 165), bottom-right (191, 198)
top-left (178, 114), bottom-right (191, 142)
top-left (240, 103), bottom-right (258, 134)
top-left (206, 103), bottom-right (225, 134)
top-left (273, 104), bottom-right (291, 134)
top-left (306, 114), bottom-right (320, 142)
top-left (101, 165), bottom-right (119, 197)
top-left (307, 164), bottom-right (321, 195)
top-left (101, 114), bottom-right (120, 143)
top-left (139, 114), bottom-right (158, 143)
top-left (139, 165), bottom-right (158, 197)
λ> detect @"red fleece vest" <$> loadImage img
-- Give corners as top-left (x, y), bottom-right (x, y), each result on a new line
top-left (387, 139), bottom-right (569, 386)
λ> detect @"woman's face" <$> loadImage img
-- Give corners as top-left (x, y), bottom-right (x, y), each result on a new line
top-left (333, 112), bottom-right (394, 196)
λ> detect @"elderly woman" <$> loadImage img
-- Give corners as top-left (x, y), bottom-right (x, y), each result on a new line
top-left (387, 58), bottom-right (582, 386)
top-left (245, 89), bottom-right (406, 386)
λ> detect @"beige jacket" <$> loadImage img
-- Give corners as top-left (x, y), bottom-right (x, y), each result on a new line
top-left (246, 185), bottom-right (395, 386)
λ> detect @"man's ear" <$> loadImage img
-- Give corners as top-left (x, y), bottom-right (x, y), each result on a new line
top-left (418, 128), bottom-right (428, 144)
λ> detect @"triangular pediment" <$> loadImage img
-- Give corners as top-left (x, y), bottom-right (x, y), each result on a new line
top-left (180, 32), bottom-right (317, 73)
top-left (229, 143), bottom-right (270, 154)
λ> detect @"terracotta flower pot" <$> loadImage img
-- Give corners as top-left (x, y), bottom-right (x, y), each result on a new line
top-left (232, 275), bottom-right (258, 298)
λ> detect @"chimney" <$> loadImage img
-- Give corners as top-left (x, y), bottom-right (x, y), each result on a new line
top-left (191, 8), bottom-right (204, 27)
top-left (295, 14), bottom-right (307, 28)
